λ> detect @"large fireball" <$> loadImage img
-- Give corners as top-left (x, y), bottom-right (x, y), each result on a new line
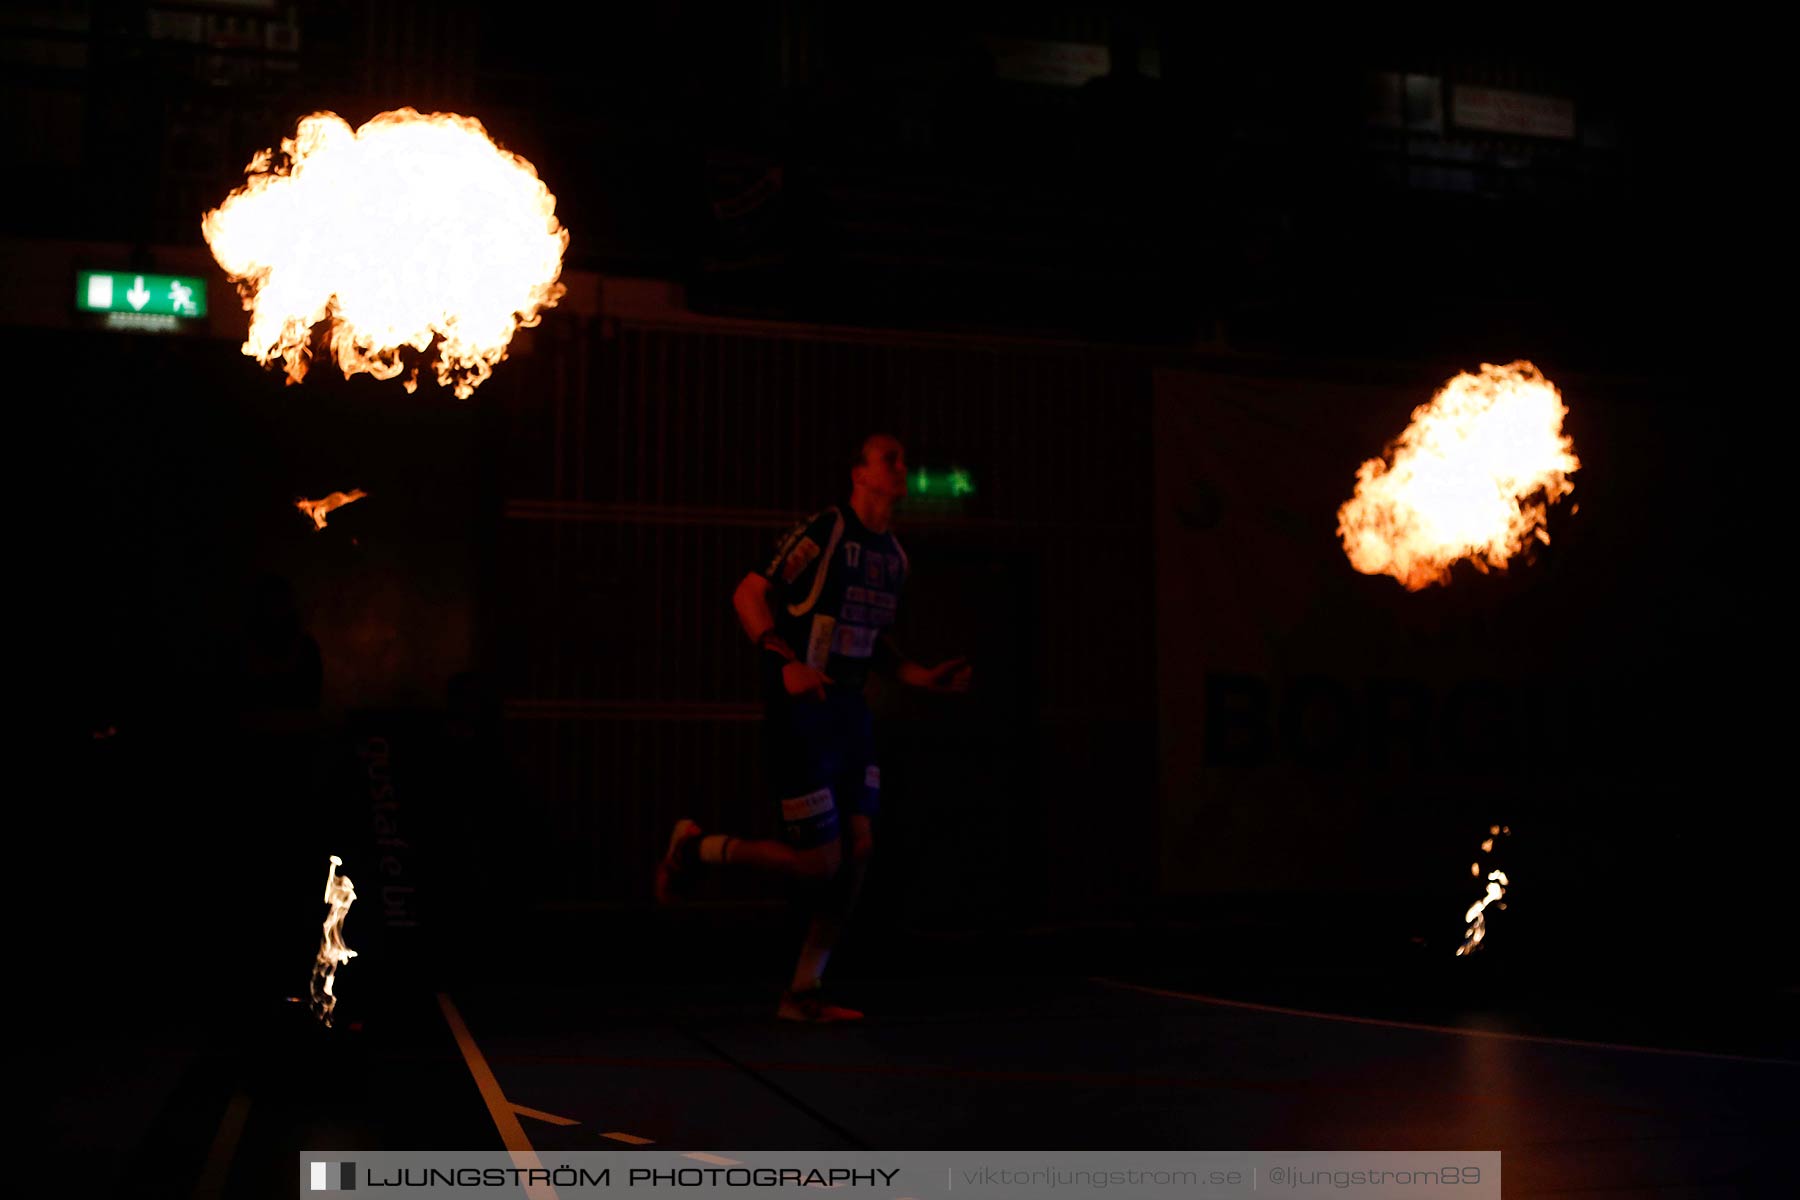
top-left (202, 108), bottom-right (568, 398)
top-left (1337, 361), bottom-right (1579, 590)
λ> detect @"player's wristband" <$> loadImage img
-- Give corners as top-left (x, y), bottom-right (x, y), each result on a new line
top-left (758, 630), bottom-right (797, 662)
top-left (758, 631), bottom-right (798, 696)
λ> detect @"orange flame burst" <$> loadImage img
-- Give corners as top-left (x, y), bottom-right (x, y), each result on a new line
top-left (309, 855), bottom-right (358, 1026)
top-left (1457, 824), bottom-right (1511, 957)
top-left (295, 488), bottom-right (367, 531)
top-left (1338, 362), bottom-right (1579, 589)
top-left (202, 109), bottom-right (568, 398)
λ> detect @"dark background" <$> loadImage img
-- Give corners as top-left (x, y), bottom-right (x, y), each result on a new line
top-left (7, 3), bottom-right (1779, 1035)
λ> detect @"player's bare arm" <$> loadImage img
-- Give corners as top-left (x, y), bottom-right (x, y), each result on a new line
top-left (736, 571), bottom-right (831, 699)
top-left (879, 632), bottom-right (973, 693)
top-left (733, 572), bottom-right (777, 643)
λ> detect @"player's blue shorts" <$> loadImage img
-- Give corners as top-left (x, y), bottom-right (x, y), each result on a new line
top-left (764, 689), bottom-right (880, 849)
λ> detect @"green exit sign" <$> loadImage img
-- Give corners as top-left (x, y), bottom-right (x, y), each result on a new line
top-left (911, 468), bottom-right (974, 497)
top-left (75, 270), bottom-right (207, 318)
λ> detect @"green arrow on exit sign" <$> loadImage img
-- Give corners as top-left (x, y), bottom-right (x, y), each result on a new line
top-left (75, 271), bottom-right (208, 318)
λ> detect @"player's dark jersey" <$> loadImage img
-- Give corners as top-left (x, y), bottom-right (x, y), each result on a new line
top-left (759, 503), bottom-right (908, 698)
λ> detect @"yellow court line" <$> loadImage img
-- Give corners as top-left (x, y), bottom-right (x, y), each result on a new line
top-left (512, 1103), bottom-right (581, 1127)
top-left (437, 993), bottom-right (560, 1200)
top-left (603, 1132), bottom-right (656, 1145)
top-left (1090, 977), bottom-right (1799, 1067)
top-left (191, 1091), bottom-right (252, 1199)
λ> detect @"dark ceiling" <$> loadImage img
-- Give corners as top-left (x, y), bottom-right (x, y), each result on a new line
top-left (4, 3), bottom-right (1732, 368)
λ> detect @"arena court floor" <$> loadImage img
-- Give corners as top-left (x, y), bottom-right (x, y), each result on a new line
top-left (55, 909), bottom-right (1795, 1198)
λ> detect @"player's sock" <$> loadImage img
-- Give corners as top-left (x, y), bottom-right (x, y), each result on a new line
top-left (790, 912), bottom-right (838, 992)
top-left (694, 834), bottom-right (735, 866)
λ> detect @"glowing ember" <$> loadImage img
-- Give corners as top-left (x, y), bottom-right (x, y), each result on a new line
top-left (1338, 362), bottom-right (1579, 590)
top-left (310, 855), bottom-right (358, 1026)
top-left (202, 108), bottom-right (568, 398)
top-left (1457, 825), bottom-right (1512, 957)
top-left (296, 488), bottom-right (367, 531)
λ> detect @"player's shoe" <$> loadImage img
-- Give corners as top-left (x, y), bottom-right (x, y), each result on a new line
top-left (777, 985), bottom-right (864, 1023)
top-left (654, 818), bottom-right (704, 906)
